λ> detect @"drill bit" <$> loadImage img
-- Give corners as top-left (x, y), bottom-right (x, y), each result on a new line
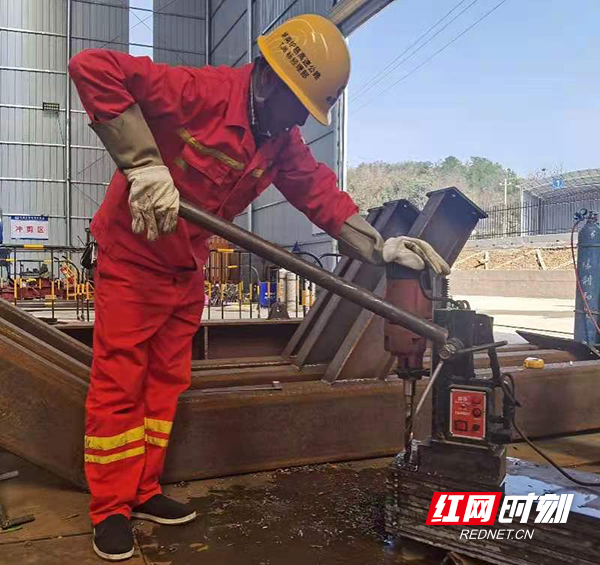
top-left (403, 379), bottom-right (416, 459)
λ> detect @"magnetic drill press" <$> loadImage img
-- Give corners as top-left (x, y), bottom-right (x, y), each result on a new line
top-left (384, 261), bottom-right (513, 486)
top-left (377, 187), bottom-right (511, 485)
top-left (382, 253), bottom-right (519, 562)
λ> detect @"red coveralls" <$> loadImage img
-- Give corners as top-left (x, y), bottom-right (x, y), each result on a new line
top-left (69, 49), bottom-right (359, 525)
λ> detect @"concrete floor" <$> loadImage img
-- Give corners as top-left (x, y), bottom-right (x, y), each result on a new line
top-left (22, 293), bottom-right (574, 333)
top-left (2, 431), bottom-right (600, 565)
top-left (456, 295), bottom-right (575, 344)
top-left (0, 452), bottom-right (448, 565)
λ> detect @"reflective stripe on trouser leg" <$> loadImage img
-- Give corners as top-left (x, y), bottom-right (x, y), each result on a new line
top-left (134, 268), bottom-right (204, 506)
top-left (85, 249), bottom-right (175, 525)
top-left (84, 426), bottom-right (146, 515)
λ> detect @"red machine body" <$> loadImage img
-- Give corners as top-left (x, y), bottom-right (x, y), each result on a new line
top-left (383, 278), bottom-right (432, 372)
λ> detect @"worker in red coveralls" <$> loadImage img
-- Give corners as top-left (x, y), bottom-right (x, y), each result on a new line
top-left (69, 14), bottom-right (449, 561)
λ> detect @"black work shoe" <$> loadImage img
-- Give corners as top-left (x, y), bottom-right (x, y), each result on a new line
top-left (93, 514), bottom-right (134, 561)
top-left (131, 494), bottom-right (196, 525)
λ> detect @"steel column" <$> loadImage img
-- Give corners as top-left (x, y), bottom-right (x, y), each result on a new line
top-left (246, 0), bottom-right (253, 232)
top-left (65, 0), bottom-right (73, 247)
top-left (329, 0), bottom-right (396, 36)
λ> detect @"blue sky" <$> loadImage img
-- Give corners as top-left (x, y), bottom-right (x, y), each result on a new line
top-left (346, 0), bottom-right (600, 175)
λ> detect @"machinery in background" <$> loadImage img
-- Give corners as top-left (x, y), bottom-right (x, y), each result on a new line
top-left (0, 244), bottom-right (95, 322)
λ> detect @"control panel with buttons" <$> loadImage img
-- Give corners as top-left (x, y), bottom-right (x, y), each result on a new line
top-left (449, 388), bottom-right (487, 440)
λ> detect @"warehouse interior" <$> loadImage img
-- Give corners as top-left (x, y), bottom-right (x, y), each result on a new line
top-left (1, 1), bottom-right (600, 564)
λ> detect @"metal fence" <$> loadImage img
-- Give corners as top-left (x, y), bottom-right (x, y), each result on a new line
top-left (0, 245), bottom-right (339, 321)
top-left (472, 196), bottom-right (600, 240)
top-left (201, 249), bottom-right (342, 320)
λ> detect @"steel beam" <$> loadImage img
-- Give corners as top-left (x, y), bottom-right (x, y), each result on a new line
top-left (507, 360), bottom-right (600, 438)
top-left (322, 277), bottom-right (393, 381)
top-left (190, 363), bottom-right (326, 389)
top-left (0, 317), bottom-right (90, 381)
top-left (329, 0), bottom-right (396, 36)
top-left (0, 299), bottom-right (93, 366)
top-left (0, 335), bottom-right (87, 488)
top-left (162, 379), bottom-right (414, 482)
top-left (1, 320), bottom-right (600, 488)
top-left (320, 188), bottom-right (486, 382)
top-left (284, 200), bottom-right (419, 366)
top-left (56, 318), bottom-right (301, 360)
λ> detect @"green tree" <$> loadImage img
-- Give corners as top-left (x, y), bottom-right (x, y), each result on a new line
top-left (347, 156), bottom-right (525, 213)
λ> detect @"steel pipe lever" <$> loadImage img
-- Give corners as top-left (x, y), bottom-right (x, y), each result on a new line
top-left (178, 200), bottom-right (449, 345)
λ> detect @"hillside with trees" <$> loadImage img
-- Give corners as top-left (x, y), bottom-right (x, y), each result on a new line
top-left (347, 156), bottom-right (521, 212)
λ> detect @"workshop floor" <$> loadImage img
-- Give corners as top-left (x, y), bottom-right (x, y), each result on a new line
top-left (1, 432), bottom-right (600, 565)
top-left (455, 295), bottom-right (575, 344)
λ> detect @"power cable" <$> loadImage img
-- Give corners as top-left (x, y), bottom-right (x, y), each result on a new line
top-left (502, 373), bottom-right (600, 488)
top-left (351, 0), bottom-right (475, 102)
top-left (352, 0), bottom-right (510, 115)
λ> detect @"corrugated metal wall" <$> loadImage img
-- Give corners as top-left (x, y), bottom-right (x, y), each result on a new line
top-left (153, 0), bottom-right (206, 67)
top-left (0, 0), bottom-right (129, 249)
top-left (0, 0), bottom-right (208, 251)
top-left (1, 0), bottom-right (70, 246)
top-left (70, 0), bottom-right (130, 247)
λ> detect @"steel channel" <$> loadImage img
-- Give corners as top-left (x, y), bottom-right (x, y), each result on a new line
top-left (0, 334), bottom-right (87, 488)
top-left (288, 206), bottom-right (388, 363)
top-left (284, 202), bottom-right (410, 362)
top-left (0, 317), bottom-right (90, 381)
top-left (179, 200), bottom-right (449, 345)
top-left (0, 298), bottom-right (93, 367)
top-left (2, 323), bottom-right (600, 488)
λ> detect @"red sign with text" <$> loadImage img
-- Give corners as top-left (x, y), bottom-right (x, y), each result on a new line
top-left (426, 492), bottom-right (502, 526)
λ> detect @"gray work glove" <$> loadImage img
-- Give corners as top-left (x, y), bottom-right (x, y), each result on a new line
top-left (126, 165), bottom-right (179, 242)
top-left (89, 104), bottom-right (180, 241)
top-left (382, 236), bottom-right (450, 276)
top-left (338, 214), bottom-right (450, 275)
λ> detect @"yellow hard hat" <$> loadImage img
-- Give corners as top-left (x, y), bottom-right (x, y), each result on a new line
top-left (257, 14), bottom-right (350, 127)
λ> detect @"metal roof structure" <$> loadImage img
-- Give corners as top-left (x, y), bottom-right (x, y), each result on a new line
top-left (521, 168), bottom-right (600, 201)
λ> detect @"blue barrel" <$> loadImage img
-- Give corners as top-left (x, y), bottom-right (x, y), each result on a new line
top-left (574, 212), bottom-right (600, 344)
top-left (259, 282), bottom-right (276, 308)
